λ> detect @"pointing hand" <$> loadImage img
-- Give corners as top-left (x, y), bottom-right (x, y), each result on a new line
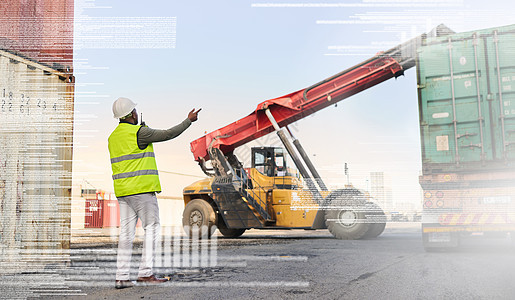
top-left (188, 108), bottom-right (202, 122)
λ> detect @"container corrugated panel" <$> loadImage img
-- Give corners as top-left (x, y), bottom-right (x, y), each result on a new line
top-left (85, 199), bottom-right (102, 228)
top-left (417, 24), bottom-right (515, 174)
top-left (0, 0), bottom-right (74, 71)
top-left (0, 49), bottom-right (74, 272)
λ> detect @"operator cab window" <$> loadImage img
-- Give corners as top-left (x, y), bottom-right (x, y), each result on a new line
top-left (274, 149), bottom-right (287, 176)
top-left (253, 148), bottom-right (275, 177)
top-left (252, 147), bottom-right (296, 177)
top-left (253, 151), bottom-right (265, 175)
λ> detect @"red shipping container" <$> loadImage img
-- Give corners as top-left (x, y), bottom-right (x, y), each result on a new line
top-left (0, 0), bottom-right (74, 71)
top-left (84, 194), bottom-right (141, 228)
top-left (102, 198), bottom-right (120, 227)
top-left (84, 198), bottom-right (102, 228)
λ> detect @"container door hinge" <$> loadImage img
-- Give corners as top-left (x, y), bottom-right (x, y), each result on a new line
top-left (457, 132), bottom-right (478, 139)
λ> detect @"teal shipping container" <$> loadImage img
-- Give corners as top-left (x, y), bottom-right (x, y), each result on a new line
top-left (417, 24), bottom-right (515, 174)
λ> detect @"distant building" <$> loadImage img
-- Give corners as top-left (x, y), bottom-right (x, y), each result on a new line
top-left (370, 172), bottom-right (393, 211)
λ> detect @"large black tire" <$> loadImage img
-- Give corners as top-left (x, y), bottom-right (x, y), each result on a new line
top-left (182, 199), bottom-right (217, 238)
top-left (362, 202), bottom-right (387, 239)
top-left (217, 218), bottom-right (246, 238)
top-left (325, 189), bottom-right (370, 240)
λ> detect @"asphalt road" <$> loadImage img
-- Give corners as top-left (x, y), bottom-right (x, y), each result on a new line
top-left (3, 223), bottom-right (515, 299)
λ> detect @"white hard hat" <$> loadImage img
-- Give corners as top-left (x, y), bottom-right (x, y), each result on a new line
top-left (112, 97), bottom-right (137, 119)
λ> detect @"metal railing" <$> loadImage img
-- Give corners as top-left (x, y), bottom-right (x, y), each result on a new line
top-left (237, 169), bottom-right (272, 221)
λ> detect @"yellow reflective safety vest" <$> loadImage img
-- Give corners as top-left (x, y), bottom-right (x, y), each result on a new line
top-left (108, 123), bottom-right (161, 197)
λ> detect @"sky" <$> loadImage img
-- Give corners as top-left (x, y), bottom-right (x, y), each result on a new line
top-left (72, 0), bottom-right (515, 211)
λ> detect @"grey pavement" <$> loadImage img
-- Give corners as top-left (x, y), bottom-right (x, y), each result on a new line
top-left (2, 223), bottom-right (515, 299)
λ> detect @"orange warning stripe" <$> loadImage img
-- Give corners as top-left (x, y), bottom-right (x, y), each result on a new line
top-left (438, 213), bottom-right (512, 225)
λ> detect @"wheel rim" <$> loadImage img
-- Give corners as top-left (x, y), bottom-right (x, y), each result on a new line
top-left (189, 210), bottom-right (203, 227)
top-left (338, 210), bottom-right (357, 227)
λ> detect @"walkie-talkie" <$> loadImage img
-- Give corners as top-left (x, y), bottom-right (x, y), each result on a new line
top-left (140, 113), bottom-right (146, 127)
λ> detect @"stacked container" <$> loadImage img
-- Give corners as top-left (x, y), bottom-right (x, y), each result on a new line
top-left (0, 0), bottom-right (74, 272)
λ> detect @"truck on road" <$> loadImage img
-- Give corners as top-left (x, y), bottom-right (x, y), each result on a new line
top-left (417, 24), bottom-right (515, 249)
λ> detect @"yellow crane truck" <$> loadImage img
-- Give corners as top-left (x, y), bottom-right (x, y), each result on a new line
top-left (181, 25), bottom-right (453, 239)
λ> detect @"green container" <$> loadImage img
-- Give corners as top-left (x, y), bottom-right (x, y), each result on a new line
top-left (417, 24), bottom-right (515, 174)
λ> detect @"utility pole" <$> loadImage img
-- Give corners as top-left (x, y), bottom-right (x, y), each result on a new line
top-left (344, 163), bottom-right (350, 186)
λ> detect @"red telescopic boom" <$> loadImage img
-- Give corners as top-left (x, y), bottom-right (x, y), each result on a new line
top-left (190, 25), bottom-right (453, 163)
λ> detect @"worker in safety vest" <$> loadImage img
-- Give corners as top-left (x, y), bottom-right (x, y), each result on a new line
top-left (108, 97), bottom-right (200, 289)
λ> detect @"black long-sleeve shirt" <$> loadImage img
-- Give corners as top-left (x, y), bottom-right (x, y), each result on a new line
top-left (118, 118), bottom-right (192, 149)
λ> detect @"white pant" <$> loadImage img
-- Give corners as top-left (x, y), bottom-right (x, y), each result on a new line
top-left (115, 192), bottom-right (160, 281)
